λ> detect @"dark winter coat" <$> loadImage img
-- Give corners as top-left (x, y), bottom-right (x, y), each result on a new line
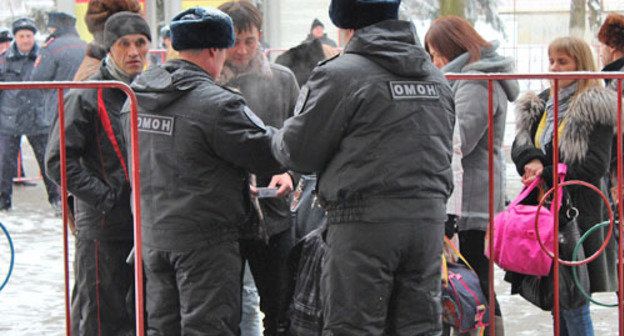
top-left (272, 20), bottom-right (455, 224)
top-left (441, 42), bottom-right (520, 231)
top-left (120, 59), bottom-right (284, 251)
top-left (602, 56), bottom-right (624, 175)
top-left (45, 62), bottom-right (133, 241)
top-left (221, 56), bottom-right (300, 237)
top-left (276, 39), bottom-right (327, 87)
top-left (303, 34), bottom-right (337, 48)
top-left (31, 27), bottom-right (87, 125)
top-left (602, 55), bottom-right (624, 93)
top-left (511, 87), bottom-right (619, 293)
top-left (0, 43), bottom-right (48, 136)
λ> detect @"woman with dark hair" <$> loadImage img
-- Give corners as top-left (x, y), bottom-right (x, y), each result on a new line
top-left (511, 36), bottom-right (618, 336)
top-left (425, 15), bottom-right (520, 335)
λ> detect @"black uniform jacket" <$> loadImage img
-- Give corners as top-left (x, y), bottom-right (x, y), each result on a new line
top-left (46, 62), bottom-right (133, 241)
top-left (121, 59), bottom-right (284, 251)
top-left (0, 43), bottom-right (48, 136)
top-left (31, 27), bottom-right (87, 125)
top-left (272, 20), bottom-right (455, 224)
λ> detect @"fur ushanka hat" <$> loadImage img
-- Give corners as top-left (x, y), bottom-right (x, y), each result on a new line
top-left (85, 0), bottom-right (142, 43)
top-left (170, 7), bottom-right (235, 51)
top-left (598, 13), bottom-right (624, 52)
top-left (329, 0), bottom-right (401, 30)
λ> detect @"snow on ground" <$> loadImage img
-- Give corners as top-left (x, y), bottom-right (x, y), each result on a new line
top-left (0, 121), bottom-right (620, 335)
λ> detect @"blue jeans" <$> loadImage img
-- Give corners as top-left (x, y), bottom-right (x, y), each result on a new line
top-left (559, 303), bottom-right (594, 336)
top-left (240, 262), bottom-right (262, 336)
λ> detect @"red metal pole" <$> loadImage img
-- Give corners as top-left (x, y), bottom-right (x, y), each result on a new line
top-left (58, 88), bottom-right (72, 336)
top-left (17, 150), bottom-right (22, 178)
top-left (618, 79), bottom-right (624, 336)
top-left (487, 80), bottom-right (496, 335)
top-left (552, 80), bottom-right (561, 336)
top-left (128, 88), bottom-right (145, 336)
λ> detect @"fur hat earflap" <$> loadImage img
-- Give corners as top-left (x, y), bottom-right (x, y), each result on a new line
top-left (170, 7), bottom-right (235, 51)
top-left (598, 13), bottom-right (624, 52)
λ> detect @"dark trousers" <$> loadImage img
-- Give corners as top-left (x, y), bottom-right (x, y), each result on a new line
top-left (240, 228), bottom-right (294, 336)
top-left (0, 133), bottom-right (59, 205)
top-left (322, 222), bottom-right (444, 336)
top-left (71, 238), bottom-right (134, 336)
top-left (143, 241), bottom-right (241, 336)
top-left (458, 230), bottom-right (502, 316)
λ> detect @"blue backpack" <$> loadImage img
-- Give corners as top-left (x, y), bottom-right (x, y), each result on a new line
top-left (441, 237), bottom-right (490, 335)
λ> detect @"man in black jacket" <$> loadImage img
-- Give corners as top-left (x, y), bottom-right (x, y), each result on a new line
top-left (0, 17), bottom-right (60, 211)
top-left (31, 12), bottom-right (86, 125)
top-left (271, 0), bottom-right (455, 334)
top-left (120, 7), bottom-right (284, 336)
top-left (217, 2), bottom-right (299, 335)
top-left (45, 12), bottom-right (151, 336)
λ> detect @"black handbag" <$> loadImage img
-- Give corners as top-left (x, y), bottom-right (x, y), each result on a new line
top-left (291, 175), bottom-right (327, 241)
top-left (516, 194), bottom-right (591, 311)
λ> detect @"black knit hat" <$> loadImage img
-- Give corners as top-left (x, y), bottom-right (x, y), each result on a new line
top-left (329, 0), bottom-right (401, 30)
top-left (103, 11), bottom-right (151, 51)
top-left (48, 12), bottom-right (77, 29)
top-left (170, 7), bottom-right (235, 51)
top-left (311, 18), bottom-right (324, 30)
top-left (12, 17), bottom-right (37, 35)
top-left (0, 27), bottom-right (12, 42)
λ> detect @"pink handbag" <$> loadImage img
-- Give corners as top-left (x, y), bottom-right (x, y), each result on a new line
top-left (486, 164), bottom-right (567, 277)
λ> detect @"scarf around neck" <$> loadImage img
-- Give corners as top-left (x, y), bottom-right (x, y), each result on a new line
top-left (217, 48), bottom-right (272, 86)
top-left (105, 54), bottom-right (135, 84)
top-left (540, 82), bottom-right (578, 151)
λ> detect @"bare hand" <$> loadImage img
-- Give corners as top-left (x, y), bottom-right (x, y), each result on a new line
top-left (522, 159), bottom-right (543, 185)
top-left (268, 173), bottom-right (294, 197)
top-left (249, 185), bottom-right (258, 197)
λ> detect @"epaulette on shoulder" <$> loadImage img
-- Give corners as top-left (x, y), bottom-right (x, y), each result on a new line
top-left (318, 54), bottom-right (340, 67)
top-left (42, 37), bottom-right (55, 48)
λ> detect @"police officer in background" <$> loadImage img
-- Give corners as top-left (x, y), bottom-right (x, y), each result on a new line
top-left (271, 0), bottom-right (455, 334)
top-left (121, 7), bottom-right (284, 335)
top-left (31, 12), bottom-right (86, 125)
top-left (0, 18), bottom-right (61, 212)
top-left (0, 27), bottom-right (12, 55)
top-left (45, 12), bottom-right (151, 336)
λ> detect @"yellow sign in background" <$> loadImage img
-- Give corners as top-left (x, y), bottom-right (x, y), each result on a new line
top-left (181, 0), bottom-right (233, 9)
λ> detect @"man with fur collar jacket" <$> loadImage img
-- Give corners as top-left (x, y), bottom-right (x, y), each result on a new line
top-left (217, 2), bottom-right (299, 335)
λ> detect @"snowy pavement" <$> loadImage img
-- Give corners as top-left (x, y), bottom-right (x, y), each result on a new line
top-left (0, 134), bottom-right (621, 335)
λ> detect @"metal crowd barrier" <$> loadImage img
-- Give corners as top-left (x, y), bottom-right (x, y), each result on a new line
top-left (0, 81), bottom-right (145, 336)
top-left (445, 72), bottom-right (624, 336)
top-left (3, 72), bottom-right (624, 336)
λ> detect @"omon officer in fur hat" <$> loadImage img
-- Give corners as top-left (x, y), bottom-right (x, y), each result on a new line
top-left (120, 7), bottom-right (284, 335)
top-left (271, 0), bottom-right (455, 334)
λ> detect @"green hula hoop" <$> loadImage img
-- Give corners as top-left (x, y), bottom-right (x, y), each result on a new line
top-left (572, 220), bottom-right (619, 307)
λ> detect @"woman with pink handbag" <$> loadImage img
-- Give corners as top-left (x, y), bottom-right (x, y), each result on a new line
top-left (510, 36), bottom-right (619, 336)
